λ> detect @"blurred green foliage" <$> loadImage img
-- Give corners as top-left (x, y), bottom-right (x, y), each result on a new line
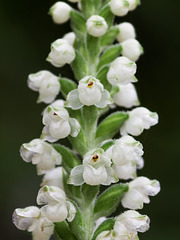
top-left (0, 0), bottom-right (179, 239)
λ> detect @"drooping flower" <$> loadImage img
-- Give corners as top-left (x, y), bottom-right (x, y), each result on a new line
top-left (121, 39), bottom-right (143, 62)
top-left (20, 139), bottom-right (62, 175)
top-left (41, 100), bottom-right (80, 142)
top-left (109, 0), bottom-right (130, 17)
top-left (68, 148), bottom-right (118, 186)
top-left (113, 83), bottom-right (139, 108)
top-left (12, 206), bottom-right (54, 240)
top-left (116, 22), bottom-right (136, 43)
top-left (66, 76), bottom-right (113, 109)
top-left (49, 2), bottom-right (72, 24)
top-left (37, 185), bottom-right (76, 222)
top-left (41, 167), bottom-right (65, 190)
top-left (121, 177), bottom-right (160, 209)
top-left (86, 15), bottom-right (108, 37)
top-left (107, 57), bottom-right (137, 86)
top-left (120, 107), bottom-right (159, 136)
top-left (47, 39), bottom-right (75, 67)
top-left (28, 70), bottom-right (60, 104)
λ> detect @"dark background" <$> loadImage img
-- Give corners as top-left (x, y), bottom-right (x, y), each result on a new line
top-left (0, 0), bottom-right (180, 239)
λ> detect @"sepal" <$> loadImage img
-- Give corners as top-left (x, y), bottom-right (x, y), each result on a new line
top-left (92, 218), bottom-right (115, 240)
top-left (59, 77), bottom-right (77, 98)
top-left (101, 26), bottom-right (120, 46)
top-left (54, 221), bottom-right (76, 240)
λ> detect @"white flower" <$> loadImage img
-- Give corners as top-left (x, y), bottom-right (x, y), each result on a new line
top-left (41, 167), bottom-right (65, 190)
top-left (41, 103), bottom-right (80, 142)
top-left (86, 15), bottom-right (108, 37)
top-left (120, 107), bottom-right (159, 136)
top-left (121, 177), bottom-right (160, 209)
top-left (47, 39), bottom-right (75, 67)
top-left (63, 32), bottom-right (76, 46)
top-left (37, 185), bottom-right (76, 222)
top-left (50, 2), bottom-right (71, 24)
top-left (109, 0), bottom-right (130, 17)
top-left (68, 0), bottom-right (80, 2)
top-left (107, 57), bottom-right (137, 85)
top-left (113, 83), bottom-right (139, 108)
top-left (96, 230), bottom-right (116, 240)
top-left (113, 210), bottom-right (149, 239)
top-left (20, 139), bottom-right (62, 175)
top-left (121, 39), bottom-right (143, 62)
top-left (28, 70), bottom-right (60, 104)
top-left (116, 22), bottom-right (136, 43)
top-left (66, 76), bottom-right (113, 109)
top-left (12, 206), bottom-right (54, 240)
top-left (69, 148), bottom-right (118, 186)
top-left (128, 0), bottom-right (141, 11)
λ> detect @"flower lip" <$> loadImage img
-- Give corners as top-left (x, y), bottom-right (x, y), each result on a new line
top-left (92, 154), bottom-right (99, 162)
top-left (87, 81), bottom-right (94, 88)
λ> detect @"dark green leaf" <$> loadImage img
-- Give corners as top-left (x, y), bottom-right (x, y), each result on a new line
top-left (54, 221), bottom-right (77, 240)
top-left (97, 44), bottom-right (122, 71)
top-left (96, 112), bottom-right (129, 143)
top-left (96, 65), bottom-right (111, 91)
top-left (94, 184), bottom-right (129, 219)
top-left (71, 50), bottom-right (89, 81)
top-left (101, 26), bottom-right (120, 46)
top-left (70, 10), bottom-right (86, 34)
top-left (81, 184), bottom-right (99, 206)
top-left (92, 218), bottom-right (115, 240)
top-left (86, 34), bottom-right (100, 69)
top-left (99, 4), bottom-right (114, 27)
top-left (53, 144), bottom-right (81, 174)
top-left (59, 77), bottom-right (77, 98)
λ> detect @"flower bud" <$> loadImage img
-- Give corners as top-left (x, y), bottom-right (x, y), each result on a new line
top-left (47, 39), bottom-right (75, 67)
top-left (107, 57), bottom-right (137, 85)
top-left (86, 15), bottom-right (108, 37)
top-left (63, 32), bottom-right (76, 45)
top-left (121, 39), bottom-right (143, 62)
top-left (50, 2), bottom-right (71, 24)
top-left (109, 0), bottom-right (129, 17)
top-left (128, 0), bottom-right (141, 11)
top-left (113, 83), bottom-right (139, 108)
top-left (116, 22), bottom-right (136, 43)
top-left (28, 70), bottom-right (60, 104)
top-left (121, 177), bottom-right (160, 209)
top-left (121, 107), bottom-right (159, 136)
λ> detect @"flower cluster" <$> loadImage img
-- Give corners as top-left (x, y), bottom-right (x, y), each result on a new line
top-left (13, 1), bottom-right (160, 240)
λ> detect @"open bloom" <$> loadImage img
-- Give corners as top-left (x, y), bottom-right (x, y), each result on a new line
top-left (68, 148), bottom-right (118, 186)
top-left (20, 139), bottom-right (62, 175)
top-left (97, 210), bottom-right (149, 240)
top-left (121, 107), bottom-right (159, 136)
top-left (121, 177), bottom-right (160, 209)
top-left (28, 70), bottom-right (60, 104)
top-left (86, 15), bottom-right (108, 37)
top-left (47, 39), bottom-right (75, 67)
top-left (66, 76), bottom-right (113, 109)
top-left (113, 83), bottom-right (139, 108)
top-left (12, 206), bottom-right (54, 240)
top-left (49, 2), bottom-right (71, 24)
top-left (37, 185), bottom-right (76, 222)
top-left (121, 39), bottom-right (143, 62)
top-left (109, 0), bottom-right (130, 17)
top-left (116, 22), bottom-right (136, 43)
top-left (41, 167), bottom-right (65, 190)
top-left (107, 57), bottom-right (137, 86)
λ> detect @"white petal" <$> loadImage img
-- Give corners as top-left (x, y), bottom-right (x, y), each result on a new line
top-left (102, 167), bottom-right (119, 185)
top-left (116, 22), bottom-right (136, 43)
top-left (66, 89), bottom-right (83, 110)
top-left (66, 201), bottom-right (76, 222)
top-left (121, 188), bottom-right (144, 209)
top-left (69, 118), bottom-right (81, 137)
top-left (41, 203), bottom-right (68, 222)
top-left (63, 32), bottom-right (76, 45)
top-left (50, 2), bottom-right (71, 24)
top-left (113, 163), bottom-right (136, 180)
top-left (49, 119), bottom-right (71, 139)
top-left (86, 15), bottom-right (108, 37)
top-left (95, 89), bottom-right (113, 108)
top-left (68, 165), bottom-right (84, 186)
top-left (83, 165), bottom-right (107, 186)
top-left (41, 167), bottom-right (64, 190)
top-left (121, 39), bottom-right (143, 62)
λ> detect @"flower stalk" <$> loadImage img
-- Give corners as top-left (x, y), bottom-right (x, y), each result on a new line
top-left (13, 1), bottom-right (160, 240)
